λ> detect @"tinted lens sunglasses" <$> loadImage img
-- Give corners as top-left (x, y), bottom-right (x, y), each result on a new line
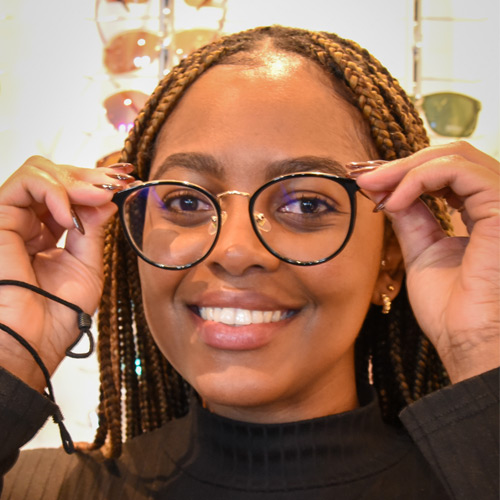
top-left (412, 92), bottom-right (481, 138)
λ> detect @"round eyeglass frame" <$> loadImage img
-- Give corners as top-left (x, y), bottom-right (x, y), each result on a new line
top-left (112, 172), bottom-right (360, 270)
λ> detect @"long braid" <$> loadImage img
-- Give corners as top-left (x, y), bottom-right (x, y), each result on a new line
top-left (95, 25), bottom-right (452, 458)
top-left (121, 249), bottom-right (141, 440)
top-left (93, 220), bottom-right (123, 455)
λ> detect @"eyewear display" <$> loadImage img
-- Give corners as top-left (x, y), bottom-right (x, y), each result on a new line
top-left (413, 92), bottom-right (481, 138)
top-left (113, 172), bottom-right (360, 269)
top-left (103, 29), bottom-right (164, 75)
top-left (103, 90), bottom-right (148, 132)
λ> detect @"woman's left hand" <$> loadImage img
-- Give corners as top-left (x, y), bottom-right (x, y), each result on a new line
top-left (354, 141), bottom-right (499, 383)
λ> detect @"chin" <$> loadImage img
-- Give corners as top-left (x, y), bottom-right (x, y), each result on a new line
top-left (192, 367), bottom-right (287, 417)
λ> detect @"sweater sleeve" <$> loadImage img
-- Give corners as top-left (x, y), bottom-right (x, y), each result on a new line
top-left (0, 367), bottom-right (59, 494)
top-left (400, 367), bottom-right (499, 500)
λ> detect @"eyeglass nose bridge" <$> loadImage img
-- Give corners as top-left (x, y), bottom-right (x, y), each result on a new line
top-left (208, 189), bottom-right (272, 236)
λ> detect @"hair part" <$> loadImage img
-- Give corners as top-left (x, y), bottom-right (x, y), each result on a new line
top-left (92, 25), bottom-right (451, 458)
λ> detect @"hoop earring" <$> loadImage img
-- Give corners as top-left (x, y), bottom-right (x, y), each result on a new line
top-left (381, 293), bottom-right (392, 314)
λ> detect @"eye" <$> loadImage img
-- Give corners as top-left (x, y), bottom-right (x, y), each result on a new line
top-left (279, 195), bottom-right (337, 215)
top-left (162, 190), bottom-right (212, 213)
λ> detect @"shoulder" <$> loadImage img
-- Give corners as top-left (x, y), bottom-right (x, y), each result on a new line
top-left (400, 368), bottom-right (499, 499)
top-left (2, 413), bottom-right (190, 500)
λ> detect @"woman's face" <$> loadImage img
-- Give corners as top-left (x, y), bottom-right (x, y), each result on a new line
top-left (140, 53), bottom-right (386, 423)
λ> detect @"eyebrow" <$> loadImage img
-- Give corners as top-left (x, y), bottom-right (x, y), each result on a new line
top-left (265, 156), bottom-right (347, 178)
top-left (151, 152), bottom-right (347, 180)
top-left (152, 152), bottom-right (223, 180)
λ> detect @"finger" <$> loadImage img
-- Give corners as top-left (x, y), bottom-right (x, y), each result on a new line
top-left (383, 198), bottom-right (453, 267)
top-left (354, 142), bottom-right (499, 191)
top-left (356, 156), bottom-right (498, 221)
top-left (30, 156), bottom-right (136, 190)
top-left (381, 159), bottom-right (498, 222)
top-left (0, 160), bottom-right (133, 233)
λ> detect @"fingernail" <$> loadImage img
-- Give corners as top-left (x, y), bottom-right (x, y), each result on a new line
top-left (346, 160), bottom-right (388, 169)
top-left (106, 162), bottom-right (134, 171)
top-left (106, 173), bottom-right (135, 181)
top-left (70, 208), bottom-right (85, 235)
top-left (373, 193), bottom-right (392, 213)
top-left (346, 166), bottom-right (377, 178)
top-left (93, 183), bottom-right (122, 191)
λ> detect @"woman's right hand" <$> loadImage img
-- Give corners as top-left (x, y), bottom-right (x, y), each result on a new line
top-left (0, 156), bottom-right (134, 391)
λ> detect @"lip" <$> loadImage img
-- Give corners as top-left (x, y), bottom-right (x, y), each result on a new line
top-left (187, 290), bottom-right (303, 351)
top-left (191, 309), bottom-right (297, 350)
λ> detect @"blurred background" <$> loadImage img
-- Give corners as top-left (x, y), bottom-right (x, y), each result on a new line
top-left (0, 0), bottom-right (498, 448)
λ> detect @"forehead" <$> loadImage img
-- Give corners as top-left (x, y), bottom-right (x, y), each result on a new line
top-left (151, 53), bottom-right (375, 181)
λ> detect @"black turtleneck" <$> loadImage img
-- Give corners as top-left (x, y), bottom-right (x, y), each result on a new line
top-left (1, 367), bottom-right (498, 499)
top-left (147, 385), bottom-right (449, 499)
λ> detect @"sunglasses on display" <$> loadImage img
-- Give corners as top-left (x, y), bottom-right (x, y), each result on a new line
top-left (103, 90), bottom-right (149, 132)
top-left (413, 92), bottom-right (481, 138)
top-left (95, 0), bottom-right (169, 75)
top-left (102, 29), bottom-right (164, 75)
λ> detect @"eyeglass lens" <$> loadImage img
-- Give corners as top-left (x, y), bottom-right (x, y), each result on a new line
top-left (121, 177), bottom-right (353, 268)
top-left (123, 184), bottom-right (219, 268)
top-left (252, 177), bottom-right (352, 263)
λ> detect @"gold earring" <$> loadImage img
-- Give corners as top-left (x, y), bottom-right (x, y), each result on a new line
top-left (381, 293), bottom-right (392, 314)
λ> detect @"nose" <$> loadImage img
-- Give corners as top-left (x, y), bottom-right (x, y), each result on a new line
top-left (206, 195), bottom-right (280, 276)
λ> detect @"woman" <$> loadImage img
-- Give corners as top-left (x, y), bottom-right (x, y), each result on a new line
top-left (0, 26), bottom-right (498, 499)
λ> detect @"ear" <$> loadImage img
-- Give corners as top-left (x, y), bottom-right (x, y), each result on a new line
top-left (371, 222), bottom-right (405, 306)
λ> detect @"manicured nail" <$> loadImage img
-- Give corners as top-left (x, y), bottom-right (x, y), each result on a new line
top-left (373, 193), bottom-right (392, 213)
top-left (346, 160), bottom-right (388, 169)
top-left (70, 208), bottom-right (85, 235)
top-left (106, 162), bottom-right (134, 171)
top-left (346, 166), bottom-right (377, 178)
top-left (93, 183), bottom-right (122, 191)
top-left (106, 173), bottom-right (135, 181)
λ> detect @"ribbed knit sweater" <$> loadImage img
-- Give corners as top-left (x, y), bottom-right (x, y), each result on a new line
top-left (0, 367), bottom-right (498, 499)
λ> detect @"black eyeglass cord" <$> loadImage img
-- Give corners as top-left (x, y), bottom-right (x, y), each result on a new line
top-left (0, 279), bottom-right (94, 454)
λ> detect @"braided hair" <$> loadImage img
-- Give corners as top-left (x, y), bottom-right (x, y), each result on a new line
top-left (92, 25), bottom-right (451, 458)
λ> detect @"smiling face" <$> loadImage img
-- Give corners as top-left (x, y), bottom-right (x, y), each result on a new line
top-left (138, 52), bottom-right (387, 423)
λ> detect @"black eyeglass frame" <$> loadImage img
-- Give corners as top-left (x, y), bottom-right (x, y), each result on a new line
top-left (112, 172), bottom-right (360, 270)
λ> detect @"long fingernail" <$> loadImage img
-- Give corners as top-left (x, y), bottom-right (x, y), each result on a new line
top-left (106, 173), bottom-right (135, 181)
top-left (106, 162), bottom-right (134, 171)
top-left (346, 166), bottom-right (378, 178)
top-left (373, 193), bottom-right (392, 213)
top-left (346, 160), bottom-right (388, 169)
top-left (70, 208), bottom-right (85, 235)
top-left (93, 183), bottom-right (122, 191)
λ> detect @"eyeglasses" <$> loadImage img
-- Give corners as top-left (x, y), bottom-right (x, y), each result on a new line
top-left (102, 29), bottom-right (164, 75)
top-left (412, 92), bottom-right (481, 138)
top-left (113, 172), bottom-right (360, 269)
top-left (103, 90), bottom-right (149, 132)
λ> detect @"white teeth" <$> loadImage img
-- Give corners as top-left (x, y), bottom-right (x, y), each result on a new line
top-left (199, 307), bottom-right (287, 326)
top-left (263, 311), bottom-right (273, 322)
top-left (235, 308), bottom-right (251, 325)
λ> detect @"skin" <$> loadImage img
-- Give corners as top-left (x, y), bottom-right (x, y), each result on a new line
top-left (138, 53), bottom-right (399, 423)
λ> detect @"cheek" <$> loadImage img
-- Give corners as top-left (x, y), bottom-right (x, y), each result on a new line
top-left (138, 261), bottom-right (186, 355)
top-left (302, 208), bottom-right (385, 314)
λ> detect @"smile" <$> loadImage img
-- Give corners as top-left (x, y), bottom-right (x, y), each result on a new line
top-left (198, 307), bottom-right (293, 326)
